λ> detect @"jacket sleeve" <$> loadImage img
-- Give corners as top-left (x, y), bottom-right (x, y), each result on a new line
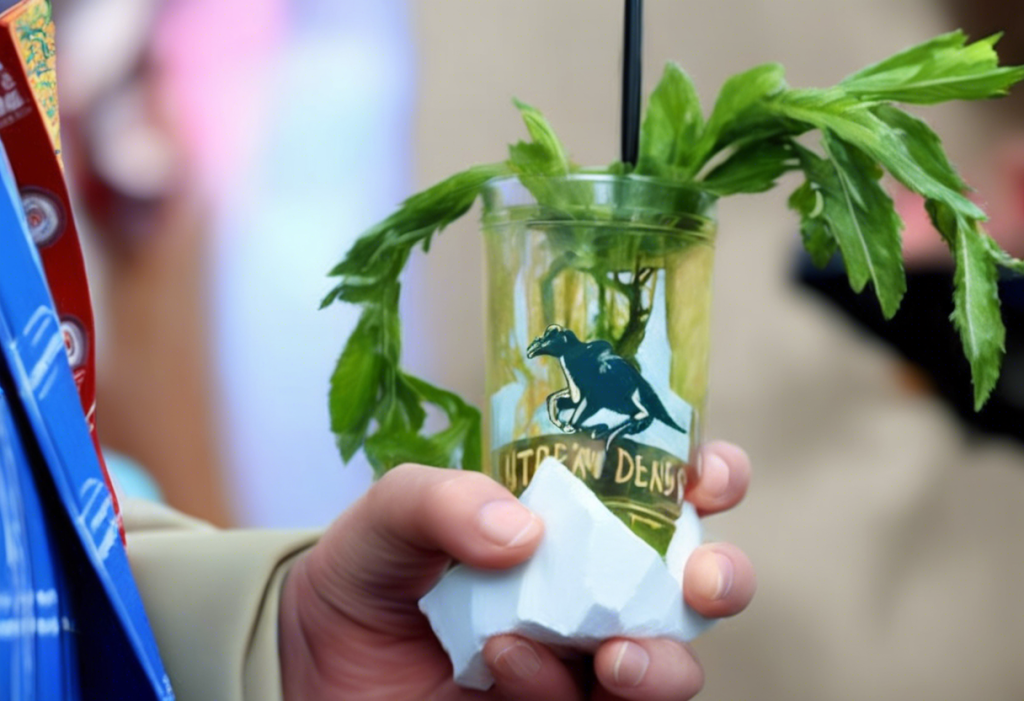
top-left (123, 499), bottom-right (320, 701)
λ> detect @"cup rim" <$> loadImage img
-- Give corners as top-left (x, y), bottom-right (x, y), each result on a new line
top-left (481, 172), bottom-right (718, 236)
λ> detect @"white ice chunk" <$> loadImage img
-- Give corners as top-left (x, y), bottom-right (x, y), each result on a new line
top-left (419, 457), bottom-right (712, 690)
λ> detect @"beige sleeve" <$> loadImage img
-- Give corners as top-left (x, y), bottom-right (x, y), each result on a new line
top-left (123, 499), bottom-right (320, 701)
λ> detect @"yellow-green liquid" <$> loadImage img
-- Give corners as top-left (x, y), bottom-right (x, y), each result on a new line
top-left (483, 218), bottom-right (715, 555)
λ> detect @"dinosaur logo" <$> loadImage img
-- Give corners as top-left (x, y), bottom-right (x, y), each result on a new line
top-left (526, 325), bottom-right (687, 449)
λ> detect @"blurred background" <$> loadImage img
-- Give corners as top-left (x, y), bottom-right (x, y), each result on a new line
top-left (50, 0), bottom-right (1024, 698)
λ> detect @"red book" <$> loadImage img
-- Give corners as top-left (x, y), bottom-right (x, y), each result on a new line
top-left (0, 0), bottom-right (120, 529)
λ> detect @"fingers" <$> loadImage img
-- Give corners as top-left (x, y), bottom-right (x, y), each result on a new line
top-left (592, 638), bottom-right (703, 701)
top-left (365, 464), bottom-right (543, 567)
top-left (687, 441), bottom-right (751, 516)
top-left (483, 635), bottom-right (583, 701)
top-left (683, 542), bottom-right (756, 619)
top-left (308, 465), bottom-right (543, 618)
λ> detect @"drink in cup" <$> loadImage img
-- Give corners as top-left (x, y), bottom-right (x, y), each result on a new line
top-left (482, 174), bottom-right (716, 555)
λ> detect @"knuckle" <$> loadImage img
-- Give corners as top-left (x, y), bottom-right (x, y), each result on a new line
top-left (373, 462), bottom-right (434, 495)
top-left (366, 463), bottom-right (423, 513)
top-left (386, 462), bottom-right (425, 482)
top-left (425, 469), bottom-right (481, 503)
top-left (366, 467), bottom-right (510, 532)
top-left (424, 471), bottom-right (509, 517)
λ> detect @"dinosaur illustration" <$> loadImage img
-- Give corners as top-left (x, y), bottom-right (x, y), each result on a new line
top-left (526, 324), bottom-right (687, 449)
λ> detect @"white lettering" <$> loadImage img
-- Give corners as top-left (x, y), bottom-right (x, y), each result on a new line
top-left (3, 90), bottom-right (23, 112)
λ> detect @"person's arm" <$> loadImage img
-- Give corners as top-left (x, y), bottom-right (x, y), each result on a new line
top-left (126, 439), bottom-right (754, 701)
top-left (124, 499), bottom-right (318, 701)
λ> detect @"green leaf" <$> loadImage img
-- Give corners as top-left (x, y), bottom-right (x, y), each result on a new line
top-left (845, 31), bottom-right (966, 82)
top-left (336, 431), bottom-right (366, 465)
top-left (332, 280), bottom-right (392, 304)
top-left (461, 415), bottom-right (482, 473)
top-left (690, 63), bottom-right (789, 171)
top-left (872, 104), bottom-right (968, 193)
top-left (358, 373), bottom-right (482, 476)
top-left (794, 137), bottom-right (906, 318)
top-left (508, 142), bottom-right (563, 176)
top-left (842, 31), bottom-right (1024, 104)
top-left (636, 62), bottom-right (703, 177)
top-left (507, 101), bottom-right (585, 210)
top-left (402, 373), bottom-right (470, 420)
top-left (321, 164), bottom-right (509, 305)
top-left (322, 165), bottom-right (506, 470)
top-left (509, 99), bottom-right (570, 176)
top-left (329, 313), bottom-right (382, 435)
top-left (328, 313), bottom-right (383, 460)
top-left (801, 215), bottom-right (837, 269)
top-left (394, 374), bottom-right (428, 433)
top-left (701, 138), bottom-right (798, 195)
top-left (401, 373), bottom-right (482, 471)
top-left (980, 233), bottom-right (1024, 275)
top-left (363, 431), bottom-right (450, 478)
top-left (768, 89), bottom-right (984, 221)
top-left (926, 200), bottom-right (1005, 409)
top-left (788, 179), bottom-right (837, 267)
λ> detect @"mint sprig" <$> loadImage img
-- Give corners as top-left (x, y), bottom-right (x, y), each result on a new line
top-left (841, 31), bottom-right (1024, 104)
top-left (321, 164), bottom-right (509, 476)
top-left (928, 200), bottom-right (1007, 409)
top-left (635, 62), bottom-right (704, 178)
top-left (321, 102), bottom-right (570, 477)
top-left (324, 31), bottom-right (1024, 472)
top-left (792, 136), bottom-right (907, 319)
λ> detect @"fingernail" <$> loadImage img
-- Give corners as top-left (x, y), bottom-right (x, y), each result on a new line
top-left (612, 641), bottom-right (650, 687)
top-left (477, 500), bottom-right (539, 547)
top-left (493, 640), bottom-right (542, 680)
top-left (712, 552), bottom-right (735, 600)
top-left (701, 453), bottom-right (730, 499)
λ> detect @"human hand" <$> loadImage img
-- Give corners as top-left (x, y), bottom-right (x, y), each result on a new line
top-left (279, 441), bottom-right (754, 700)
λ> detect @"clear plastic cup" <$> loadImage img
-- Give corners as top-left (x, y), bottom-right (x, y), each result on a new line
top-left (482, 174), bottom-right (717, 554)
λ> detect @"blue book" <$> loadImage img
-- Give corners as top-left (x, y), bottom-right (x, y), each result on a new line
top-left (0, 140), bottom-right (173, 698)
top-left (0, 365), bottom-right (80, 700)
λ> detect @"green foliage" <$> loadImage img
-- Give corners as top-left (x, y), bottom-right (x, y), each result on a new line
top-left (692, 32), bottom-right (1021, 404)
top-left (793, 137), bottom-right (906, 318)
top-left (926, 201), bottom-right (1005, 409)
top-left (871, 105), bottom-right (968, 193)
top-left (787, 180), bottom-right (837, 269)
top-left (767, 88), bottom-right (984, 219)
top-left (323, 30), bottom-right (1024, 475)
top-left (842, 31), bottom-right (1024, 104)
top-left (636, 62), bottom-right (704, 178)
top-left (691, 63), bottom-right (789, 170)
top-left (702, 138), bottom-right (798, 195)
top-left (321, 164), bottom-right (507, 476)
top-left (508, 99), bottom-right (571, 176)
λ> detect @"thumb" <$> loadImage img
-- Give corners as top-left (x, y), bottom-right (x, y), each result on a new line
top-left (301, 464), bottom-right (544, 630)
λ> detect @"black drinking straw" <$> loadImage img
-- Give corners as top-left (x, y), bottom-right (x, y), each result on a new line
top-left (621, 0), bottom-right (643, 166)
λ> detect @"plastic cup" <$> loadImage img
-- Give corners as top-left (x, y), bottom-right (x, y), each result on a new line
top-left (482, 174), bottom-right (717, 555)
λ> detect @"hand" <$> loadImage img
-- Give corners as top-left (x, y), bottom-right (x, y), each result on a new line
top-left (279, 441), bottom-right (755, 700)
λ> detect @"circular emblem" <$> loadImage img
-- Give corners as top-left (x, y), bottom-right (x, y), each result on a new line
top-left (60, 317), bottom-right (87, 369)
top-left (21, 188), bottom-right (65, 248)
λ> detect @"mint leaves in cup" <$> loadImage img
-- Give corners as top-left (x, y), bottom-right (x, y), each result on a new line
top-left (323, 31), bottom-right (1024, 476)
